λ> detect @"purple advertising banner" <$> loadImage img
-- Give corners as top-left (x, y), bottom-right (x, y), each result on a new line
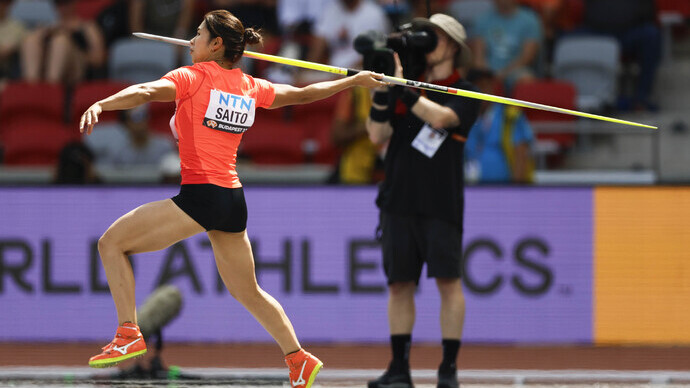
top-left (0, 187), bottom-right (592, 343)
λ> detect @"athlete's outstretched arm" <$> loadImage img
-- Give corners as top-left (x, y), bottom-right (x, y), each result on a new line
top-left (268, 71), bottom-right (384, 109)
top-left (79, 79), bottom-right (177, 134)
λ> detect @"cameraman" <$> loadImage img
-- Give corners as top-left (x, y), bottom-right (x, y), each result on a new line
top-left (365, 14), bottom-right (480, 388)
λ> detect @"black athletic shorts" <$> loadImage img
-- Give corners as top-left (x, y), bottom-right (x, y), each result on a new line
top-left (380, 212), bottom-right (463, 284)
top-left (171, 184), bottom-right (247, 232)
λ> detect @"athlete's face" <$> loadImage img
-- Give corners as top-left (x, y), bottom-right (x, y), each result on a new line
top-left (190, 22), bottom-right (223, 64)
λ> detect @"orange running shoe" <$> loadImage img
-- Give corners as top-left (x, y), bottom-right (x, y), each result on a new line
top-left (88, 322), bottom-right (147, 368)
top-left (285, 348), bottom-right (323, 388)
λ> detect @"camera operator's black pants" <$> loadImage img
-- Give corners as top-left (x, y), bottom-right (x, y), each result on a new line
top-left (379, 212), bottom-right (463, 285)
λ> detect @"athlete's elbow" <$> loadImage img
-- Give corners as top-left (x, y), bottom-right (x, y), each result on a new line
top-left (136, 84), bottom-right (155, 103)
top-left (297, 87), bottom-right (316, 105)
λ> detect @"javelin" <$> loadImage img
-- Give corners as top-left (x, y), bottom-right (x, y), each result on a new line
top-left (133, 32), bottom-right (656, 129)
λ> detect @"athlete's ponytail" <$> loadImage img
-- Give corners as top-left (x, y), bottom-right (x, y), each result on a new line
top-left (203, 10), bottom-right (263, 64)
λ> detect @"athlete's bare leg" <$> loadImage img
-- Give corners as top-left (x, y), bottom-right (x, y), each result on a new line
top-left (97, 199), bottom-right (205, 325)
top-left (436, 278), bottom-right (465, 338)
top-left (388, 281), bottom-right (416, 334)
top-left (208, 229), bottom-right (300, 355)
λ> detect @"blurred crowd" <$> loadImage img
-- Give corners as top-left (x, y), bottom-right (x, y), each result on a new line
top-left (0, 0), bottom-right (685, 185)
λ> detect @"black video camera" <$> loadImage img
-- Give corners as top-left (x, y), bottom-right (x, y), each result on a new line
top-left (354, 23), bottom-right (438, 80)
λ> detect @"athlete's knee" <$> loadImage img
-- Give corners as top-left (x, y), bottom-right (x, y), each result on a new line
top-left (436, 278), bottom-right (462, 296)
top-left (388, 281), bottom-right (416, 298)
top-left (98, 231), bottom-right (127, 256)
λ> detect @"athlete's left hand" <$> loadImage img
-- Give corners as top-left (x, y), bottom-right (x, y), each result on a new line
top-left (79, 103), bottom-right (102, 135)
top-left (353, 71), bottom-right (386, 89)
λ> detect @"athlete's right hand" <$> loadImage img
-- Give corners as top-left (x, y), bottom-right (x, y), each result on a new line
top-left (80, 102), bottom-right (102, 135)
top-left (353, 71), bottom-right (386, 89)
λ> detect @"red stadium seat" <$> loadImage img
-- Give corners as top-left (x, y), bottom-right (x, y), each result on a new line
top-left (74, 0), bottom-right (115, 20)
top-left (657, 0), bottom-right (690, 18)
top-left (0, 82), bottom-right (65, 123)
top-left (292, 95), bottom-right (339, 164)
top-left (514, 80), bottom-right (577, 122)
top-left (71, 81), bottom-right (130, 124)
top-left (148, 101), bottom-right (176, 137)
top-left (513, 80), bottom-right (577, 148)
top-left (240, 107), bottom-right (307, 164)
top-left (1, 119), bottom-right (78, 165)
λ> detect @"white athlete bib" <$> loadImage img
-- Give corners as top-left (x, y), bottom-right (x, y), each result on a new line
top-left (203, 89), bottom-right (257, 134)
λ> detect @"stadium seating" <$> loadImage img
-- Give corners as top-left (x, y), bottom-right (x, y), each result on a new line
top-left (0, 82), bottom-right (75, 166)
top-left (240, 94), bottom-right (340, 165)
top-left (552, 36), bottom-right (620, 112)
top-left (514, 81), bottom-right (577, 167)
top-left (70, 80), bottom-right (131, 124)
top-left (448, 0), bottom-right (493, 32)
top-left (240, 107), bottom-right (307, 164)
top-left (514, 80), bottom-right (577, 123)
top-left (292, 94), bottom-right (339, 164)
top-left (9, 0), bottom-right (57, 28)
top-left (74, 0), bottom-right (115, 20)
top-left (657, 0), bottom-right (690, 17)
top-left (109, 38), bottom-right (177, 84)
top-left (1, 119), bottom-right (77, 166)
top-left (0, 82), bottom-right (65, 123)
top-left (148, 101), bottom-right (176, 136)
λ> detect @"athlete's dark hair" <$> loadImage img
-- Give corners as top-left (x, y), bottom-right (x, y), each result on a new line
top-left (203, 10), bottom-right (262, 64)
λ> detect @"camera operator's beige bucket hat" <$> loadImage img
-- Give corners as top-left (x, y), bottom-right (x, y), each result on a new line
top-left (411, 13), bottom-right (473, 68)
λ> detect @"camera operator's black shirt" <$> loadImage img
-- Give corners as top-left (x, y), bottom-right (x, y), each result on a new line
top-left (376, 72), bottom-right (480, 227)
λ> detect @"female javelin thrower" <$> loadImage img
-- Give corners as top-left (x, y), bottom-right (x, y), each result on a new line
top-left (79, 10), bottom-right (384, 388)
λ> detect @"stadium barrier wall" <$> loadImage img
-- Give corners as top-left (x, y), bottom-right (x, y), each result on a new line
top-left (0, 186), bottom-right (684, 344)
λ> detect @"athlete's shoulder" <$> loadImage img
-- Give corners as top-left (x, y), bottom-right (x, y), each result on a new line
top-left (241, 71), bottom-right (273, 89)
top-left (189, 61), bottom-right (215, 73)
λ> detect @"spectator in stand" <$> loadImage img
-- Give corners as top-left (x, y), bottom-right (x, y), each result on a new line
top-left (464, 69), bottom-right (534, 183)
top-left (159, 152), bottom-right (182, 184)
top-left (20, 0), bottom-right (106, 84)
top-left (471, 0), bottom-right (542, 90)
top-left (211, 0), bottom-right (280, 77)
top-left (375, 0), bottom-right (446, 25)
top-left (129, 0), bottom-right (194, 39)
top-left (578, 0), bottom-right (661, 111)
top-left (518, 0), bottom-right (562, 62)
top-left (264, 0), bottom-right (335, 83)
top-left (0, 0), bottom-right (26, 84)
top-left (54, 142), bottom-right (102, 184)
top-left (306, 0), bottom-right (389, 77)
top-left (277, 0), bottom-right (334, 33)
top-left (84, 104), bottom-right (174, 168)
top-left (328, 87), bottom-right (383, 184)
top-left (408, 0), bottom-right (447, 18)
top-left (211, 0), bottom-right (279, 36)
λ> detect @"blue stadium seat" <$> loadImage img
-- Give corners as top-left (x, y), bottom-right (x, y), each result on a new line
top-left (552, 36), bottom-right (620, 112)
top-left (448, 0), bottom-right (493, 32)
top-left (109, 38), bottom-right (177, 84)
top-left (10, 0), bottom-right (57, 28)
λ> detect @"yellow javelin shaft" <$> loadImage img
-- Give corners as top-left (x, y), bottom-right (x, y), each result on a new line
top-left (133, 32), bottom-right (657, 129)
top-left (382, 75), bottom-right (658, 129)
top-left (242, 52), bottom-right (657, 130)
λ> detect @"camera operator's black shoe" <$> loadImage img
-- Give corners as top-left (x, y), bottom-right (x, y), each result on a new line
top-left (367, 364), bottom-right (414, 388)
top-left (437, 365), bottom-right (459, 388)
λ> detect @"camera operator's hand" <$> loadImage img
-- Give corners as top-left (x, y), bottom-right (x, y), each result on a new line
top-left (353, 71), bottom-right (387, 89)
top-left (392, 53), bottom-right (404, 79)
